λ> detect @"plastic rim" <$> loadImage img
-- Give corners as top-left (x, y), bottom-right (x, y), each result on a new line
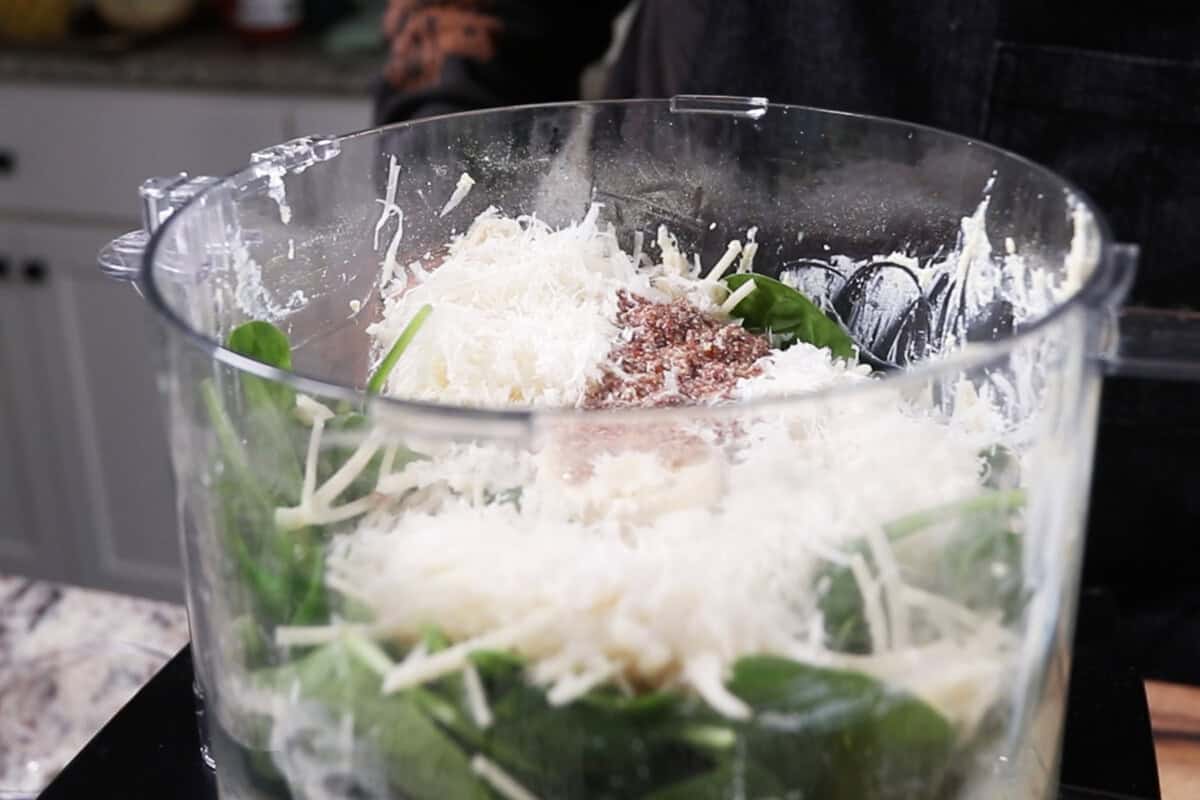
top-left (139, 98), bottom-right (1119, 428)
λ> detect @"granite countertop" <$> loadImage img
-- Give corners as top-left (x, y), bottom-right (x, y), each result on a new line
top-left (0, 574), bottom-right (189, 798)
top-left (0, 31), bottom-right (380, 96)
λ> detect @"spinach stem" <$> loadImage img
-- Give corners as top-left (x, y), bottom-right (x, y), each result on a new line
top-left (201, 378), bottom-right (271, 508)
top-left (368, 304), bottom-right (433, 395)
top-left (883, 488), bottom-right (1025, 542)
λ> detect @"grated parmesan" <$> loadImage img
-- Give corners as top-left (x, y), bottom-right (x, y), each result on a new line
top-left (439, 172), bottom-right (476, 217)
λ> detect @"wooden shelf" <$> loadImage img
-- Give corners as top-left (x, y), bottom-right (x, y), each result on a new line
top-left (1146, 680), bottom-right (1200, 799)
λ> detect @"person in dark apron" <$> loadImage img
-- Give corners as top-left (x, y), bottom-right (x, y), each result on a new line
top-left (374, 0), bottom-right (1200, 685)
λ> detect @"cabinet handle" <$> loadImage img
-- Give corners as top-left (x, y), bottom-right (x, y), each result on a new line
top-left (22, 259), bottom-right (47, 284)
top-left (0, 149), bottom-right (13, 176)
top-left (0, 256), bottom-right (9, 280)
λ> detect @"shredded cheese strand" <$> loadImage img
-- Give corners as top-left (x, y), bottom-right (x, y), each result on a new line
top-left (382, 612), bottom-right (552, 693)
top-left (684, 654), bottom-right (751, 720)
top-left (373, 155), bottom-right (401, 251)
top-left (314, 430), bottom-right (384, 507)
top-left (848, 553), bottom-right (889, 652)
top-left (301, 417), bottom-right (324, 508)
top-left (275, 623), bottom-right (374, 648)
top-left (440, 172), bottom-right (476, 217)
top-left (864, 524), bottom-right (910, 650)
top-left (470, 755), bottom-right (542, 800)
top-left (719, 280), bottom-right (757, 314)
top-left (462, 663), bottom-right (494, 728)
top-left (705, 240), bottom-right (743, 282)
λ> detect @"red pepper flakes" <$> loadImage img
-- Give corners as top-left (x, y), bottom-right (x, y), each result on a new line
top-left (584, 292), bottom-right (770, 410)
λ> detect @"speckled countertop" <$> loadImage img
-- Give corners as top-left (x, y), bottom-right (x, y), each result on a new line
top-left (0, 31), bottom-right (379, 96)
top-left (0, 574), bottom-right (189, 798)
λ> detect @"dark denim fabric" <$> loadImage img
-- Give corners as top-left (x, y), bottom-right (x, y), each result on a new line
top-left (610, 0), bottom-right (1200, 308)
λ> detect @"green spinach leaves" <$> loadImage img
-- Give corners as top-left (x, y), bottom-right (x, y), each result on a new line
top-left (723, 272), bottom-right (856, 359)
top-left (256, 641), bottom-right (956, 800)
top-left (367, 303), bottom-right (432, 394)
top-left (819, 489), bottom-right (1027, 654)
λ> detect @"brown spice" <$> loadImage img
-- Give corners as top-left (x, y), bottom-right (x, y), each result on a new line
top-left (583, 292), bottom-right (770, 410)
top-left (546, 421), bottom-right (714, 483)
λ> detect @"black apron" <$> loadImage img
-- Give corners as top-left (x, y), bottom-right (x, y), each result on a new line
top-left (609, 0), bottom-right (1200, 682)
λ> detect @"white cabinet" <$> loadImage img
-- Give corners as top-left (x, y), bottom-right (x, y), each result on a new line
top-left (0, 85), bottom-right (291, 222)
top-left (0, 85), bottom-right (371, 600)
top-left (1, 220), bottom-right (181, 600)
top-left (0, 84), bottom-right (373, 223)
top-left (0, 221), bottom-right (82, 584)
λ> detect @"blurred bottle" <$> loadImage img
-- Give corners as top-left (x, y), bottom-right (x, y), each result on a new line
top-left (94, 0), bottom-right (197, 35)
top-left (0, 0), bottom-right (73, 43)
top-left (221, 0), bottom-right (303, 43)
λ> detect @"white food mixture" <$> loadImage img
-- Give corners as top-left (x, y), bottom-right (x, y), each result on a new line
top-left (267, 193), bottom-right (1052, 736)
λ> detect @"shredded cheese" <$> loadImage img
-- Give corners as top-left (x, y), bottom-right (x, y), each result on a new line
top-left (462, 662), bottom-right (494, 728)
top-left (705, 240), bottom-right (742, 282)
top-left (373, 155), bottom-right (402, 251)
top-left (366, 205), bottom-right (653, 406)
top-left (737, 226), bottom-right (759, 274)
top-left (439, 172), bottom-right (476, 217)
top-left (719, 279), bottom-right (756, 315)
top-left (470, 755), bottom-right (541, 800)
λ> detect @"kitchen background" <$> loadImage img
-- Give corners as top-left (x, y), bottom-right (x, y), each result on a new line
top-left (0, 0), bottom-right (380, 600)
top-left (0, 1), bottom-right (1195, 797)
top-left (0, 3), bottom-right (382, 792)
top-left (0, 1), bottom-right (632, 795)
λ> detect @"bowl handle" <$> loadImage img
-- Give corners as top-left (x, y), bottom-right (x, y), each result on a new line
top-left (1107, 307), bottom-right (1200, 382)
top-left (1100, 244), bottom-right (1200, 381)
top-left (96, 173), bottom-right (218, 287)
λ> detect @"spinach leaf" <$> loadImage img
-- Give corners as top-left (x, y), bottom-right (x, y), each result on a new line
top-left (468, 649), bottom-right (526, 686)
top-left (257, 643), bottom-right (490, 800)
top-left (411, 648), bottom-right (712, 798)
top-left (228, 320), bottom-right (293, 370)
top-left (477, 677), bottom-right (710, 798)
top-left (819, 489), bottom-right (1026, 653)
top-left (367, 303), bottom-right (432, 394)
top-left (643, 760), bottom-right (786, 800)
top-left (579, 687), bottom-right (680, 719)
top-left (203, 380), bottom-right (292, 626)
top-left (723, 273), bottom-right (856, 359)
top-left (727, 656), bottom-right (955, 800)
top-left (422, 624), bottom-right (452, 653)
top-left (882, 488), bottom-right (1024, 542)
top-left (820, 563), bottom-right (874, 654)
top-left (225, 321), bottom-right (304, 501)
top-left (227, 320), bottom-right (296, 410)
top-left (258, 639), bottom-right (960, 799)
top-left (202, 323), bottom-right (326, 643)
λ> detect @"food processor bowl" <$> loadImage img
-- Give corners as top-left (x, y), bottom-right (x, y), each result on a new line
top-left (98, 97), bottom-right (1198, 799)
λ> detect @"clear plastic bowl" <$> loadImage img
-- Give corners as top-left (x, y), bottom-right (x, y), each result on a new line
top-left (104, 97), bottom-right (1160, 799)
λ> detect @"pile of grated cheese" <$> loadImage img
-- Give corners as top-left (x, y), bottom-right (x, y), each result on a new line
top-left (366, 204), bottom-right (653, 408)
top-left (282, 201), bottom-right (1025, 733)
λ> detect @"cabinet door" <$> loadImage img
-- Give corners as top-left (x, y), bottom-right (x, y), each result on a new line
top-left (0, 221), bottom-right (82, 583)
top-left (17, 221), bottom-right (183, 601)
top-left (0, 86), bottom-right (290, 222)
